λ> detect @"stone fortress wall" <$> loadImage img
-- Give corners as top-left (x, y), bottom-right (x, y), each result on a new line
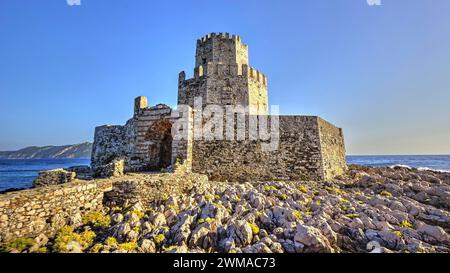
top-left (191, 116), bottom-right (346, 182)
top-left (90, 32), bottom-right (347, 182)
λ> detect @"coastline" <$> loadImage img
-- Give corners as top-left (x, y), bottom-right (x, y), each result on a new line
top-left (0, 164), bottom-right (449, 253)
top-left (2, 155), bottom-right (450, 193)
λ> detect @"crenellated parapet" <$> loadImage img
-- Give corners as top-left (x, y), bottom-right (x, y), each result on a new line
top-left (196, 32), bottom-right (245, 46)
top-left (180, 63), bottom-right (267, 86)
top-left (243, 65), bottom-right (268, 86)
top-left (195, 32), bottom-right (249, 68)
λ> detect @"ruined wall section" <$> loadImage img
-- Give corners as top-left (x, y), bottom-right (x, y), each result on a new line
top-left (130, 104), bottom-right (173, 171)
top-left (91, 124), bottom-right (132, 175)
top-left (171, 107), bottom-right (194, 171)
top-left (177, 71), bottom-right (208, 107)
top-left (317, 118), bottom-right (347, 181)
top-left (92, 102), bottom-right (181, 173)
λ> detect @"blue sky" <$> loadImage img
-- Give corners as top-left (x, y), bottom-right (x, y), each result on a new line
top-left (0, 0), bottom-right (449, 155)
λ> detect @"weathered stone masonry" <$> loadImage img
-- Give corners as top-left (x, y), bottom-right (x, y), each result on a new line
top-left (192, 116), bottom-right (346, 182)
top-left (0, 180), bottom-right (112, 243)
top-left (91, 33), bottom-right (347, 182)
top-left (0, 171), bottom-right (207, 243)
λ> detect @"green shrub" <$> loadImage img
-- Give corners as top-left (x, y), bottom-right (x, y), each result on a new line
top-left (293, 210), bottom-right (303, 220)
top-left (104, 237), bottom-right (118, 246)
top-left (118, 242), bottom-right (137, 252)
top-left (82, 211), bottom-right (111, 228)
top-left (344, 213), bottom-right (360, 219)
top-left (263, 185), bottom-right (277, 192)
top-left (162, 245), bottom-right (178, 252)
top-left (132, 210), bottom-right (145, 219)
top-left (325, 186), bottom-right (347, 195)
top-left (132, 226), bottom-right (141, 233)
top-left (4, 237), bottom-right (35, 252)
top-left (53, 226), bottom-right (96, 253)
top-left (197, 218), bottom-right (214, 224)
top-left (249, 223), bottom-right (260, 235)
top-left (380, 191), bottom-right (393, 197)
top-left (400, 220), bottom-right (413, 229)
top-left (36, 247), bottom-right (48, 253)
top-left (90, 244), bottom-right (103, 253)
top-left (205, 194), bottom-right (214, 201)
top-left (338, 197), bottom-right (350, 203)
top-left (298, 185), bottom-right (308, 193)
top-left (299, 200), bottom-right (308, 206)
top-left (154, 234), bottom-right (165, 246)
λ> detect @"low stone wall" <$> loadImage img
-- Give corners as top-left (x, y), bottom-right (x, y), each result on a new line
top-left (33, 169), bottom-right (76, 187)
top-left (103, 171), bottom-right (208, 207)
top-left (0, 180), bottom-right (112, 243)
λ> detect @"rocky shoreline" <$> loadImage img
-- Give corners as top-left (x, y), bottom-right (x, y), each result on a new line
top-left (1, 165), bottom-right (449, 253)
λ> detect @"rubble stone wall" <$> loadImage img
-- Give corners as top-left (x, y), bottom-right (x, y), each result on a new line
top-left (91, 124), bottom-right (130, 175)
top-left (0, 180), bottom-right (112, 243)
top-left (33, 169), bottom-right (76, 187)
top-left (103, 172), bottom-right (208, 208)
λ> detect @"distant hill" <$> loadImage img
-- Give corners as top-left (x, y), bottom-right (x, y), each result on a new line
top-left (0, 142), bottom-right (92, 159)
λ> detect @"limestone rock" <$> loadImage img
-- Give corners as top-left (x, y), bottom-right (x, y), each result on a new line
top-left (140, 239), bottom-right (156, 253)
top-left (416, 222), bottom-right (450, 244)
top-left (294, 224), bottom-right (334, 253)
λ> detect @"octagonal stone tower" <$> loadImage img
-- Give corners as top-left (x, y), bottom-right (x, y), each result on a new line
top-left (178, 32), bottom-right (268, 115)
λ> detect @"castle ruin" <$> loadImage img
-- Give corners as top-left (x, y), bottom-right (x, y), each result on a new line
top-left (91, 33), bottom-right (347, 181)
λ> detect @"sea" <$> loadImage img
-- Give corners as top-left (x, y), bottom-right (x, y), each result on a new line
top-left (0, 158), bottom-right (90, 192)
top-left (0, 155), bottom-right (449, 192)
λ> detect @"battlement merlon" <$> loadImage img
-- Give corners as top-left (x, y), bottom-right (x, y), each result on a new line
top-left (134, 96), bottom-right (148, 116)
top-left (195, 32), bottom-right (249, 68)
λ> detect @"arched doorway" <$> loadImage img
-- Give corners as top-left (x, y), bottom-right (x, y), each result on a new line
top-left (145, 119), bottom-right (173, 170)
